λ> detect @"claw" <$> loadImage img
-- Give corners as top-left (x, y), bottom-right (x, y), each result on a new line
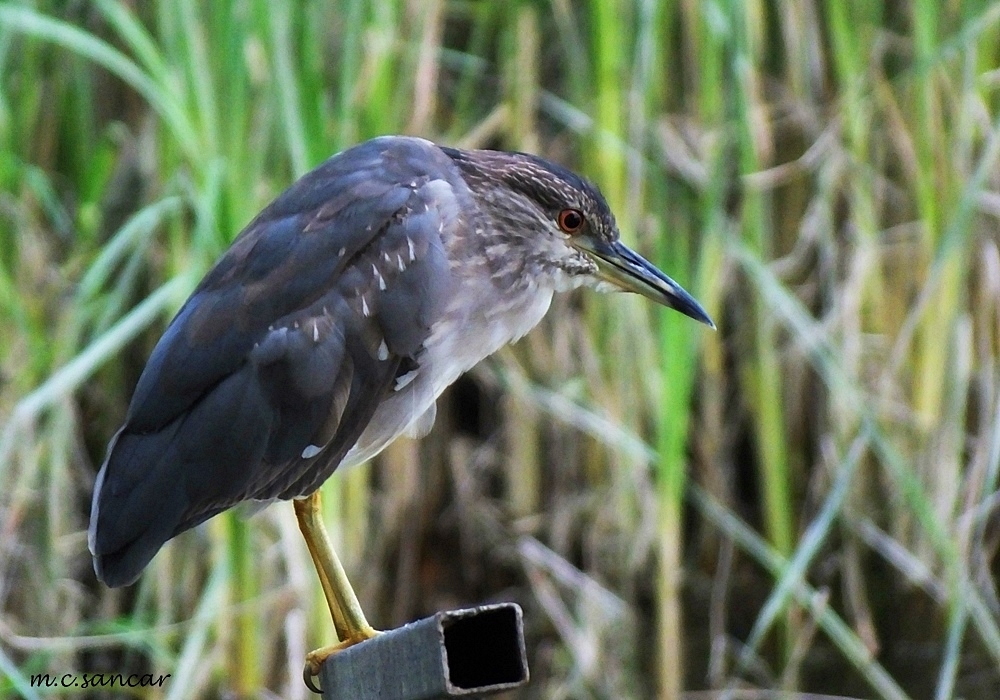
top-left (303, 661), bottom-right (323, 694)
top-left (302, 630), bottom-right (383, 694)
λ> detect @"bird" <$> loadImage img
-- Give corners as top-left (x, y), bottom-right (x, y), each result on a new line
top-left (88, 135), bottom-right (714, 691)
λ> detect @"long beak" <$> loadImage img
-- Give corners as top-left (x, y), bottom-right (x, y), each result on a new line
top-left (573, 237), bottom-right (716, 329)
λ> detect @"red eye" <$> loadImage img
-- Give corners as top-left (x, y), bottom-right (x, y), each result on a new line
top-left (558, 209), bottom-right (585, 234)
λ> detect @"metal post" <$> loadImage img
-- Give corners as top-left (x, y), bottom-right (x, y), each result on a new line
top-left (319, 603), bottom-right (529, 699)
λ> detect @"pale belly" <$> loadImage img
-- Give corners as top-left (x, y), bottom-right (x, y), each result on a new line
top-left (341, 283), bottom-right (554, 467)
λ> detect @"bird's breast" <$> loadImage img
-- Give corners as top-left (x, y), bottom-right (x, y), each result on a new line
top-left (341, 279), bottom-right (554, 467)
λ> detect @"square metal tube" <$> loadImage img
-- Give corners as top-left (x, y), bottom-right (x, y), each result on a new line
top-left (319, 603), bottom-right (528, 699)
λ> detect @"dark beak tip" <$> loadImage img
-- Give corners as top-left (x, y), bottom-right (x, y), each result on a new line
top-left (674, 301), bottom-right (716, 330)
top-left (691, 302), bottom-right (716, 330)
top-left (659, 280), bottom-right (714, 330)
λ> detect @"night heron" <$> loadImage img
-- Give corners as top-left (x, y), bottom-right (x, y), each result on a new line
top-left (88, 135), bottom-right (713, 690)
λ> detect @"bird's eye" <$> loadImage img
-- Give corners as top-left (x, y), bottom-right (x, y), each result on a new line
top-left (557, 208), bottom-right (585, 234)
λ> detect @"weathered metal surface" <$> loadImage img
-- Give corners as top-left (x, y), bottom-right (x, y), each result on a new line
top-left (319, 603), bottom-right (528, 699)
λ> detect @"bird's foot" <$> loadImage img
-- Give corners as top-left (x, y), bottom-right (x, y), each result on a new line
top-left (303, 627), bottom-right (382, 693)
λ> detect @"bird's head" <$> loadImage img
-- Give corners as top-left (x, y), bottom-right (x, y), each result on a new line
top-left (445, 147), bottom-right (715, 328)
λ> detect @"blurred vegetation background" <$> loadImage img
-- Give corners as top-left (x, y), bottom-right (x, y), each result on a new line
top-left (2, 0), bottom-right (1000, 698)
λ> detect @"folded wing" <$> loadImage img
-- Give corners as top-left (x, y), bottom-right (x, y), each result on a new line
top-left (89, 137), bottom-right (459, 586)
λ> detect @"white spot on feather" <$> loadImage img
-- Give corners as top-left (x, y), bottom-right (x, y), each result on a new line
top-left (302, 444), bottom-right (323, 459)
top-left (394, 368), bottom-right (418, 391)
top-left (378, 340), bottom-right (388, 361)
top-left (374, 264), bottom-right (386, 290)
top-left (397, 255), bottom-right (406, 272)
top-left (361, 296), bottom-right (370, 317)
top-left (407, 236), bottom-right (416, 261)
top-left (313, 322), bottom-right (319, 342)
top-left (338, 247), bottom-right (346, 257)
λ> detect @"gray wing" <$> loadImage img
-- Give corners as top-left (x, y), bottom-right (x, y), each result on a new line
top-left (89, 137), bottom-right (461, 587)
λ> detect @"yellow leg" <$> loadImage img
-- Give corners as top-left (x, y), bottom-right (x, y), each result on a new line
top-left (294, 491), bottom-right (380, 692)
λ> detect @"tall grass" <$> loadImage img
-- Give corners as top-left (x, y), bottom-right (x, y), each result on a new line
top-left (3, 1), bottom-right (1000, 699)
